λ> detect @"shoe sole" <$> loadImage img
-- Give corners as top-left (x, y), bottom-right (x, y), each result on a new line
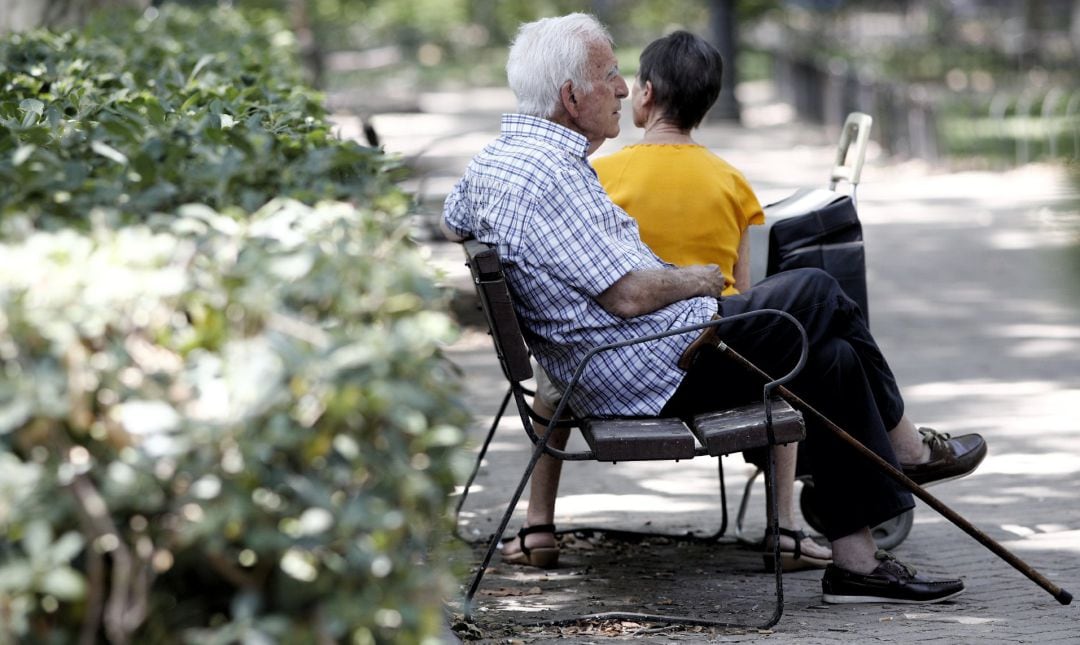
top-left (912, 471), bottom-right (972, 488)
top-left (822, 588), bottom-right (964, 604)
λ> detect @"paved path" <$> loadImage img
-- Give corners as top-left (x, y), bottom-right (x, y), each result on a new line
top-left (334, 82), bottom-right (1080, 643)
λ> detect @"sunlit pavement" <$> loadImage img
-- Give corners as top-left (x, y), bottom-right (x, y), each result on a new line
top-left (334, 81), bottom-right (1080, 643)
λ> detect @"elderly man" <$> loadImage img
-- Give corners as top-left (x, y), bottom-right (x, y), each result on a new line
top-left (442, 13), bottom-right (985, 604)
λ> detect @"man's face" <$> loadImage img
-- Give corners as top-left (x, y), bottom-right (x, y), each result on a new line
top-left (571, 40), bottom-right (629, 149)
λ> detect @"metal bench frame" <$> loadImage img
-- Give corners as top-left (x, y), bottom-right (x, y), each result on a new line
top-left (456, 239), bottom-right (812, 629)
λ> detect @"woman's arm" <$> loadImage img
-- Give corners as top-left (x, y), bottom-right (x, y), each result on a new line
top-left (733, 233), bottom-right (752, 293)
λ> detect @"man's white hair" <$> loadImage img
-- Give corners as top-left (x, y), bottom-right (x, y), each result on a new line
top-left (506, 13), bottom-right (614, 119)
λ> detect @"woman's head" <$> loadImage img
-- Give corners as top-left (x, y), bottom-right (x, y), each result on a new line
top-left (636, 31), bottom-right (724, 130)
top-left (506, 13), bottom-right (615, 119)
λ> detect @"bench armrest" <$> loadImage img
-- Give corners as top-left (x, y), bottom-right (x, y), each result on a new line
top-left (547, 308), bottom-right (809, 432)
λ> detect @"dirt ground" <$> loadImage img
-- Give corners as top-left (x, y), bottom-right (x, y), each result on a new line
top-left (448, 527), bottom-right (824, 643)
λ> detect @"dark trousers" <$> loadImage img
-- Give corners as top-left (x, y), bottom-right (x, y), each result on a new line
top-left (660, 268), bottom-right (914, 540)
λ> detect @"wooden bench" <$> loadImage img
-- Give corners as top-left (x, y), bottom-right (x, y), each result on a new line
top-left (457, 238), bottom-right (809, 629)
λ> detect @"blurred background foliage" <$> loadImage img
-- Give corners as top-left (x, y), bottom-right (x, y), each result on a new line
top-left (144, 0), bottom-right (1076, 169)
top-left (5, 0), bottom-right (1077, 167)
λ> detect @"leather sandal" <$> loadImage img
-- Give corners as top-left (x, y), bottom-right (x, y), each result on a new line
top-left (762, 527), bottom-right (832, 573)
top-left (500, 524), bottom-right (559, 569)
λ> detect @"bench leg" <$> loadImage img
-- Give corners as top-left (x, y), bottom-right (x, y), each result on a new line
top-left (734, 467), bottom-right (762, 541)
top-left (705, 457), bottom-right (730, 539)
top-left (454, 386), bottom-right (513, 543)
top-left (463, 397), bottom-right (556, 620)
top-left (762, 444), bottom-right (786, 628)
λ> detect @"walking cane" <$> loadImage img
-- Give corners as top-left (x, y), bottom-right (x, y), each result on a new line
top-left (719, 343), bottom-right (1073, 606)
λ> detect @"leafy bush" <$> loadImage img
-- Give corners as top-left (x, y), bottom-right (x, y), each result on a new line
top-left (0, 200), bottom-right (468, 644)
top-left (0, 5), bottom-right (401, 229)
top-left (1, 5), bottom-right (469, 644)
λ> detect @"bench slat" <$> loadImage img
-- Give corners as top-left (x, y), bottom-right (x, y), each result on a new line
top-left (581, 417), bottom-right (697, 462)
top-left (691, 400), bottom-right (805, 456)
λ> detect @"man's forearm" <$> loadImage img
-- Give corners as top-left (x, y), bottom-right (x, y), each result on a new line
top-left (597, 265), bottom-right (724, 318)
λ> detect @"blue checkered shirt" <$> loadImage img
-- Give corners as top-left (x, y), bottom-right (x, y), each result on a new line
top-left (443, 114), bottom-right (718, 417)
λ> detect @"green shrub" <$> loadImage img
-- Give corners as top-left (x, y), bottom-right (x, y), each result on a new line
top-left (0, 5), bottom-right (401, 230)
top-left (0, 200), bottom-right (468, 644)
top-left (1, 5), bottom-right (469, 644)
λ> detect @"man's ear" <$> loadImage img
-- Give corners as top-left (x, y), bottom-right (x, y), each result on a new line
top-left (560, 81), bottom-right (579, 117)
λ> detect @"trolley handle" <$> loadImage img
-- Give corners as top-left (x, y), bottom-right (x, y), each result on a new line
top-left (829, 112), bottom-right (873, 198)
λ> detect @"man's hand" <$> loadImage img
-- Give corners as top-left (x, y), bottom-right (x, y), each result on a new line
top-left (596, 264), bottom-right (724, 319)
top-left (682, 264), bottom-right (728, 297)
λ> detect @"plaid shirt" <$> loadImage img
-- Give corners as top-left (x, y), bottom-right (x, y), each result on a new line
top-left (444, 114), bottom-right (717, 417)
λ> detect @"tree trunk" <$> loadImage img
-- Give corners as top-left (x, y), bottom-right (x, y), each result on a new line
top-left (707, 0), bottom-right (741, 122)
top-left (288, 0), bottom-right (324, 88)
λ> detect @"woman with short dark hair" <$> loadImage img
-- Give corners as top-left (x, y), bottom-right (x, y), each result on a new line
top-left (592, 30), bottom-right (832, 570)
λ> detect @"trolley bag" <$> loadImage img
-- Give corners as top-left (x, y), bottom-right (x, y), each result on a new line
top-left (748, 112), bottom-right (875, 321)
top-left (764, 188), bottom-right (869, 320)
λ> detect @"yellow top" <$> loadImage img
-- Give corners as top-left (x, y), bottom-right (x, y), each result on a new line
top-left (592, 143), bottom-right (764, 295)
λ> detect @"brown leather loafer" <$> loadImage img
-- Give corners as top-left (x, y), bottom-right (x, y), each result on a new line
top-left (902, 427), bottom-right (987, 486)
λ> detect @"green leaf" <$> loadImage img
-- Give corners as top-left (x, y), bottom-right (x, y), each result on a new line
top-left (21, 110), bottom-right (40, 128)
top-left (49, 531), bottom-right (85, 564)
top-left (91, 140), bottom-right (128, 165)
top-left (22, 520), bottom-right (52, 560)
top-left (39, 567), bottom-right (86, 600)
top-left (10, 143), bottom-right (35, 167)
top-left (142, 96), bottom-right (167, 124)
top-left (45, 106), bottom-right (63, 128)
top-left (0, 561), bottom-right (34, 593)
top-left (0, 396), bottom-right (33, 433)
top-left (189, 54), bottom-right (216, 83)
top-left (19, 98), bottom-right (45, 117)
top-left (179, 92), bottom-right (203, 113)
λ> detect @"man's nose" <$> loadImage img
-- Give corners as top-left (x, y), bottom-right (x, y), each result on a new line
top-left (616, 75), bottom-right (629, 99)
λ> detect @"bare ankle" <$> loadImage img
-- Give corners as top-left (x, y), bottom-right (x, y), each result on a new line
top-left (890, 424), bottom-right (931, 465)
top-left (832, 553), bottom-right (877, 575)
top-left (831, 528), bottom-right (879, 574)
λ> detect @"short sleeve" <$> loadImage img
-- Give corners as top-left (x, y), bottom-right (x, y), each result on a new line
top-left (442, 179), bottom-right (474, 239)
top-left (734, 172), bottom-right (765, 228)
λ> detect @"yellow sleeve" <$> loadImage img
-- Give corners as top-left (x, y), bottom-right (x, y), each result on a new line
top-left (733, 169), bottom-right (765, 229)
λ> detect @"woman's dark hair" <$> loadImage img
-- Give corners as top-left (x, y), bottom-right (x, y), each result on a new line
top-left (638, 30), bottom-right (724, 130)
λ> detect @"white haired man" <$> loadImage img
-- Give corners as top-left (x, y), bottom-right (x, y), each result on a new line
top-left (442, 13), bottom-right (985, 604)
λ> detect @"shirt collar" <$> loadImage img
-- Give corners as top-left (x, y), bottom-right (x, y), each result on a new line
top-left (500, 113), bottom-right (590, 159)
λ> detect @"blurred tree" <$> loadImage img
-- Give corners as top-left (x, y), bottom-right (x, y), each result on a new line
top-left (708, 0), bottom-right (741, 121)
top-left (288, 0), bottom-right (323, 86)
top-left (705, 0), bottom-right (778, 122)
top-left (0, 0), bottom-right (149, 31)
